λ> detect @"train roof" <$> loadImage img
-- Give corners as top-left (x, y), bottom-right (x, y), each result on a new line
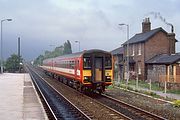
top-left (43, 49), bottom-right (111, 62)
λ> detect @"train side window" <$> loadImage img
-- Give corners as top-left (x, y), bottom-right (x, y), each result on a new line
top-left (83, 57), bottom-right (91, 69)
top-left (68, 61), bottom-right (70, 68)
top-left (72, 61), bottom-right (75, 69)
top-left (77, 60), bottom-right (79, 68)
top-left (69, 61), bottom-right (72, 69)
top-left (105, 57), bottom-right (112, 69)
top-left (66, 61), bottom-right (67, 68)
top-left (63, 61), bottom-right (65, 68)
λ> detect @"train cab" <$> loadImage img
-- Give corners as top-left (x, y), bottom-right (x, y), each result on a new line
top-left (82, 50), bottom-right (113, 92)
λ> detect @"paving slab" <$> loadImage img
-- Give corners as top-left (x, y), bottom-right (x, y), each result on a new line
top-left (0, 73), bottom-right (48, 120)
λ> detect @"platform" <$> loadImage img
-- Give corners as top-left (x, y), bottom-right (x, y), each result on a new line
top-left (0, 73), bottom-right (48, 120)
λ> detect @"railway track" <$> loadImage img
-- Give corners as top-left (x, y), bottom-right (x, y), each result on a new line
top-left (26, 64), bottom-right (167, 120)
top-left (26, 64), bottom-right (91, 120)
top-left (92, 93), bottom-right (167, 120)
top-left (27, 64), bottom-right (133, 120)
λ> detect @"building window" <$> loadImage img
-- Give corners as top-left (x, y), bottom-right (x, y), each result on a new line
top-left (138, 62), bottom-right (141, 74)
top-left (132, 44), bottom-right (135, 56)
top-left (138, 43), bottom-right (141, 55)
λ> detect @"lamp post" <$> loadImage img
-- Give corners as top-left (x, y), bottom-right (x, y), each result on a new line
top-left (75, 40), bottom-right (80, 52)
top-left (119, 23), bottom-right (129, 87)
top-left (1, 19), bottom-right (12, 74)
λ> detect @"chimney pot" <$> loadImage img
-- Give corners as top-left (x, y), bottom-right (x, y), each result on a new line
top-left (142, 17), bottom-right (151, 33)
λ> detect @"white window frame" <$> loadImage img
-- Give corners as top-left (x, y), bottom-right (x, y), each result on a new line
top-left (126, 46), bottom-right (128, 57)
top-left (138, 43), bottom-right (141, 55)
top-left (138, 62), bottom-right (141, 75)
top-left (132, 44), bottom-right (135, 56)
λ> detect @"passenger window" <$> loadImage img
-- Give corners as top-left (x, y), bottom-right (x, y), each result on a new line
top-left (83, 57), bottom-right (91, 69)
top-left (77, 60), bottom-right (79, 68)
top-left (72, 61), bottom-right (75, 69)
top-left (105, 57), bottom-right (112, 69)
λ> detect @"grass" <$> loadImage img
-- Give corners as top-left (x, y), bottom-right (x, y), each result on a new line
top-left (113, 80), bottom-right (180, 97)
top-left (167, 89), bottom-right (180, 95)
top-left (118, 79), bottom-right (163, 90)
top-left (106, 80), bottom-right (180, 101)
top-left (106, 85), bottom-right (114, 90)
top-left (172, 100), bottom-right (180, 108)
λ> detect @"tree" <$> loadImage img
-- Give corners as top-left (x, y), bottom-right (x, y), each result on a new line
top-left (51, 45), bottom-right (64, 57)
top-left (34, 40), bottom-right (72, 66)
top-left (33, 55), bottom-right (44, 65)
top-left (63, 40), bottom-right (72, 54)
top-left (5, 54), bottom-right (23, 73)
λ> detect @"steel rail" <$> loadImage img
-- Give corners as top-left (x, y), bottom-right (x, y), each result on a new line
top-left (101, 94), bottom-right (167, 120)
top-left (25, 65), bottom-right (58, 120)
top-left (34, 65), bottom-right (133, 120)
top-left (27, 64), bottom-right (92, 120)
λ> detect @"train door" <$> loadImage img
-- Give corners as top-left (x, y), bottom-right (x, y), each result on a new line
top-left (94, 57), bottom-right (103, 82)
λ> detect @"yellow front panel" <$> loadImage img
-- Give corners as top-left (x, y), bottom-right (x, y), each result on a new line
top-left (83, 70), bottom-right (92, 84)
top-left (83, 70), bottom-right (92, 77)
top-left (105, 70), bottom-right (112, 79)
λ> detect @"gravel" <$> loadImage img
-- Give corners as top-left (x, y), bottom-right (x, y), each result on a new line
top-left (38, 73), bottom-right (128, 120)
top-left (104, 87), bottom-right (180, 120)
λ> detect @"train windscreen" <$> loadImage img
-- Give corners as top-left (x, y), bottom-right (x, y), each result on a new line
top-left (83, 57), bottom-right (91, 69)
top-left (105, 56), bottom-right (112, 69)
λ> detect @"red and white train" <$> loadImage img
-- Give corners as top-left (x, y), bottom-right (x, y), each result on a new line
top-left (41, 49), bottom-right (113, 93)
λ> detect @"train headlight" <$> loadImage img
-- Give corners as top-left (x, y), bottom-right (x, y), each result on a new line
top-left (84, 76), bottom-right (91, 83)
top-left (105, 76), bottom-right (111, 82)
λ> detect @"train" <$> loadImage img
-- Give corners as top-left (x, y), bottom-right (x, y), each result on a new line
top-left (41, 49), bottom-right (113, 93)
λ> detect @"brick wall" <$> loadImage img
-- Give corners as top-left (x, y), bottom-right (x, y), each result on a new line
top-left (145, 31), bottom-right (170, 61)
top-left (159, 82), bottom-right (180, 90)
top-left (147, 65), bottom-right (166, 82)
top-left (123, 28), bottom-right (176, 81)
top-left (126, 43), bottom-right (145, 80)
top-left (126, 31), bottom-right (173, 80)
top-left (168, 33), bottom-right (176, 54)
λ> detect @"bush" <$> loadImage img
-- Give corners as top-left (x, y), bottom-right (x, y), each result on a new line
top-left (106, 85), bottom-right (114, 90)
top-left (172, 100), bottom-right (180, 108)
top-left (142, 91), bottom-right (157, 97)
top-left (5, 54), bottom-right (23, 73)
top-left (127, 86), bottom-right (133, 91)
top-left (135, 89), bottom-right (139, 92)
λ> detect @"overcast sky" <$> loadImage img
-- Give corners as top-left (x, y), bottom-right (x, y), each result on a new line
top-left (0, 0), bottom-right (180, 60)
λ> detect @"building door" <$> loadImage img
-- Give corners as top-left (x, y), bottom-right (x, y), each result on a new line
top-left (95, 57), bottom-right (103, 82)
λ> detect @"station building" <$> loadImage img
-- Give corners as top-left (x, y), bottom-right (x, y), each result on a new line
top-left (111, 18), bottom-right (179, 85)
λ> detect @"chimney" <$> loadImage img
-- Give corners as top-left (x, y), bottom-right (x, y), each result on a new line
top-left (168, 33), bottom-right (176, 54)
top-left (142, 18), bottom-right (151, 33)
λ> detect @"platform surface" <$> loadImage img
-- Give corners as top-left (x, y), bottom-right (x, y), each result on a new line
top-left (0, 73), bottom-right (48, 120)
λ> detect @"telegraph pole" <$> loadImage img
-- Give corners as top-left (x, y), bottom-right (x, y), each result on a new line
top-left (18, 37), bottom-right (21, 72)
top-left (18, 37), bottom-right (20, 59)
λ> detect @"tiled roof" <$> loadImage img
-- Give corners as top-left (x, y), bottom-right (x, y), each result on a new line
top-left (111, 47), bottom-right (124, 55)
top-left (176, 52), bottom-right (180, 55)
top-left (123, 27), bottom-right (167, 45)
top-left (146, 54), bottom-right (180, 64)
